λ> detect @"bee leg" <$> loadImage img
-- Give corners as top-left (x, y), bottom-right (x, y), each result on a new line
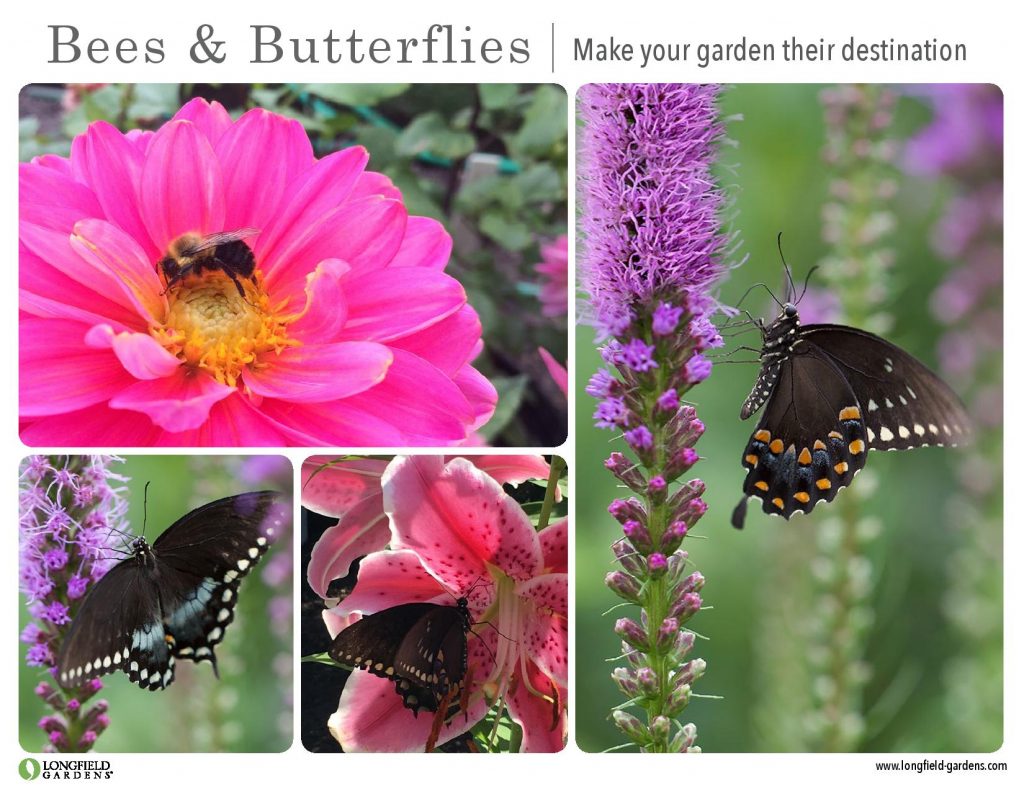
top-left (227, 274), bottom-right (256, 306)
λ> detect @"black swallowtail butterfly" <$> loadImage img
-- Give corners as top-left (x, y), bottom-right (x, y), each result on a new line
top-left (328, 598), bottom-right (471, 716)
top-left (56, 491), bottom-right (285, 691)
top-left (731, 302), bottom-right (971, 529)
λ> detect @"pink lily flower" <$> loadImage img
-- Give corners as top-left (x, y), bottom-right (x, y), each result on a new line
top-left (314, 455), bottom-right (567, 752)
top-left (20, 98), bottom-right (496, 446)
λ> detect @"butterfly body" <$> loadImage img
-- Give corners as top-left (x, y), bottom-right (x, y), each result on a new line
top-left (329, 598), bottom-right (471, 716)
top-left (56, 491), bottom-right (285, 691)
top-left (732, 303), bottom-right (970, 529)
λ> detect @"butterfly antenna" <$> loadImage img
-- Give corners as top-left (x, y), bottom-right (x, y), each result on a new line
top-left (777, 232), bottom-right (798, 303)
top-left (797, 265), bottom-right (820, 304)
top-left (142, 481), bottom-right (152, 538)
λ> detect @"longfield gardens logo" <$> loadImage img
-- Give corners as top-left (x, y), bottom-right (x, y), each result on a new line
top-left (19, 758), bottom-right (113, 781)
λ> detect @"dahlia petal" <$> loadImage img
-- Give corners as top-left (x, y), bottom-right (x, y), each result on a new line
top-left (384, 456), bottom-right (543, 590)
top-left (329, 670), bottom-right (489, 753)
top-left (348, 170), bottom-right (403, 201)
top-left (242, 341), bottom-right (392, 402)
top-left (286, 258), bottom-right (350, 343)
top-left (339, 269), bottom-right (466, 342)
top-left (388, 305), bottom-right (481, 375)
top-left (256, 399), bottom-right (406, 446)
top-left (215, 108), bottom-right (314, 232)
top-left (340, 350), bottom-right (475, 445)
top-left (20, 222), bottom-right (148, 330)
top-left (506, 658), bottom-right (567, 753)
top-left (328, 550), bottom-right (448, 614)
top-left (170, 98), bottom-right (233, 146)
top-left (84, 325), bottom-right (181, 380)
top-left (387, 216), bottom-right (452, 270)
top-left (71, 219), bottom-right (166, 322)
top-left (19, 161), bottom-right (102, 232)
top-left (516, 573), bottom-right (569, 686)
top-left (20, 404), bottom-right (160, 446)
top-left (19, 246), bottom-right (141, 332)
top-left (538, 347), bottom-right (569, 396)
top-left (265, 197), bottom-right (407, 299)
top-left (69, 120), bottom-right (155, 259)
top-left (108, 368), bottom-right (233, 432)
top-left (538, 518), bottom-right (568, 574)
top-left (155, 393), bottom-right (291, 446)
top-left (20, 319), bottom-right (134, 417)
top-left (301, 457), bottom-right (387, 518)
top-left (255, 146), bottom-right (368, 267)
top-left (32, 153), bottom-right (73, 174)
top-left (138, 120), bottom-right (226, 252)
top-left (453, 365), bottom-right (499, 431)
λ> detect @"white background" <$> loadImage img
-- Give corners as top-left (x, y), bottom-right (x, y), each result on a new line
top-left (2, 0), bottom-right (1017, 788)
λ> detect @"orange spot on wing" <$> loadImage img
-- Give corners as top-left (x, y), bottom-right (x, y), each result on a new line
top-left (754, 430), bottom-right (771, 443)
top-left (769, 438), bottom-right (784, 454)
top-left (771, 497), bottom-right (784, 509)
top-left (754, 480), bottom-right (769, 491)
top-left (794, 491), bottom-right (810, 503)
top-left (834, 462), bottom-right (849, 475)
top-left (849, 439), bottom-right (865, 455)
top-left (839, 406), bottom-right (861, 421)
top-left (744, 454), bottom-right (759, 466)
top-left (814, 439), bottom-right (827, 451)
top-left (798, 447), bottom-right (812, 465)
top-left (815, 478), bottom-right (832, 490)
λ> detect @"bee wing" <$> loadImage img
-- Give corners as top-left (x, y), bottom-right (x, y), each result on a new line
top-left (178, 229), bottom-right (260, 255)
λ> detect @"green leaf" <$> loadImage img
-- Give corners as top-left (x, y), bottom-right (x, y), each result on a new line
top-left (479, 83), bottom-right (521, 111)
top-left (479, 212), bottom-right (534, 251)
top-left (303, 83), bottom-right (410, 107)
top-left (509, 85), bottom-right (568, 158)
top-left (479, 374), bottom-right (529, 440)
top-left (514, 163), bottom-right (564, 202)
top-left (395, 112), bottom-right (475, 160)
top-left (127, 83), bottom-right (181, 121)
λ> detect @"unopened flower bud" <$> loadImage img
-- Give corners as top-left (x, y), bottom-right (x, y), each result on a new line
top-left (605, 570), bottom-right (642, 603)
top-left (615, 618), bottom-right (648, 651)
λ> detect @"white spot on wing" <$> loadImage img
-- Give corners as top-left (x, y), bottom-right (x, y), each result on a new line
top-left (879, 427), bottom-right (894, 442)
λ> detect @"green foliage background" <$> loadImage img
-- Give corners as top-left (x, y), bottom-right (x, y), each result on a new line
top-left (18, 455), bottom-right (293, 752)
top-left (574, 85), bottom-right (1003, 753)
top-left (19, 83), bottom-right (569, 446)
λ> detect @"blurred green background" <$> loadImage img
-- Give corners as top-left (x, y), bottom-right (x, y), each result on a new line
top-left (18, 455), bottom-right (293, 752)
top-left (19, 83), bottom-right (569, 446)
top-left (575, 85), bottom-right (1003, 752)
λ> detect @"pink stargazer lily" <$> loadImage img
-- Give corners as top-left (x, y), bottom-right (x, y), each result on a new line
top-left (19, 98), bottom-right (496, 446)
top-left (315, 455), bottom-right (567, 752)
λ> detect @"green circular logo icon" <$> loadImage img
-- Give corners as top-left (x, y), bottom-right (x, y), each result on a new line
top-left (19, 758), bottom-right (41, 781)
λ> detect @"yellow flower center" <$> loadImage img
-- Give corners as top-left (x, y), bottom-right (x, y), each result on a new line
top-left (151, 270), bottom-right (296, 388)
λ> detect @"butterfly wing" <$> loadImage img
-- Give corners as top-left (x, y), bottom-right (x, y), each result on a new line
top-left (152, 491), bottom-right (285, 672)
top-left (56, 561), bottom-right (178, 691)
top-left (329, 603), bottom-right (468, 715)
top-left (734, 344), bottom-right (869, 527)
top-left (803, 325), bottom-right (972, 449)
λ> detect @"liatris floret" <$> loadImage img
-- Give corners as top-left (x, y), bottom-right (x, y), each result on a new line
top-left (19, 456), bottom-right (130, 752)
top-left (579, 83), bottom-right (728, 752)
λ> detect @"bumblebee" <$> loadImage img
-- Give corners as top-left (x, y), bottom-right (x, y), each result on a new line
top-left (159, 229), bottom-right (259, 299)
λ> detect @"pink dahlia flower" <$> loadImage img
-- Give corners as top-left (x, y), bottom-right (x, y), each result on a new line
top-left (538, 347), bottom-right (568, 397)
top-left (309, 455), bottom-right (567, 752)
top-left (20, 98), bottom-right (496, 446)
top-left (534, 235), bottom-right (569, 317)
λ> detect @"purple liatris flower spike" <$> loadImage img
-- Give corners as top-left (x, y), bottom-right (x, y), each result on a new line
top-left (20, 456), bottom-right (130, 752)
top-left (579, 83), bottom-right (729, 752)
